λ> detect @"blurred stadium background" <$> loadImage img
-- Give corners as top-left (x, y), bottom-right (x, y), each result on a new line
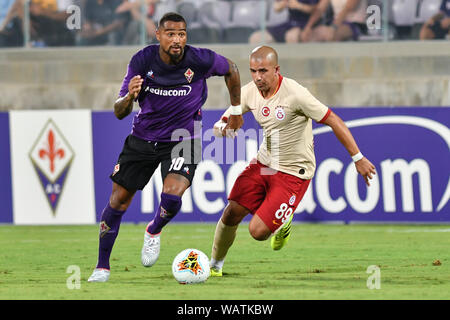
top-left (0, 0), bottom-right (450, 230)
top-left (1, 0), bottom-right (449, 110)
top-left (0, 0), bottom-right (449, 300)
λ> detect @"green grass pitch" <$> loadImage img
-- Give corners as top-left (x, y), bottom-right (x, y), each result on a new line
top-left (1, 222), bottom-right (449, 300)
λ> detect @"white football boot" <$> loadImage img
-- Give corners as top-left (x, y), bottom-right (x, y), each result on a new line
top-left (141, 232), bottom-right (161, 267)
top-left (87, 268), bottom-right (110, 282)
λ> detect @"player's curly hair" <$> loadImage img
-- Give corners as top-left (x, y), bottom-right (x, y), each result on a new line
top-left (158, 12), bottom-right (187, 29)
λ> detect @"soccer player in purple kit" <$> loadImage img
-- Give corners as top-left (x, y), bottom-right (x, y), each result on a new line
top-left (88, 12), bottom-right (243, 282)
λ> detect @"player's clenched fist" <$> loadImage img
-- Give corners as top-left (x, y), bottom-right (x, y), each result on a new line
top-left (223, 114), bottom-right (243, 137)
top-left (128, 75), bottom-right (144, 99)
top-left (213, 115), bottom-right (244, 139)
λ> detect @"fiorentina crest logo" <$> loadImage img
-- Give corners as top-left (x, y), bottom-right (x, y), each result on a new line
top-left (29, 119), bottom-right (74, 215)
top-left (184, 68), bottom-right (194, 83)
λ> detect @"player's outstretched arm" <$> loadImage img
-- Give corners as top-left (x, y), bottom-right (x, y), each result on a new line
top-left (322, 110), bottom-right (376, 186)
top-left (114, 75), bottom-right (143, 120)
top-left (223, 58), bottom-right (243, 135)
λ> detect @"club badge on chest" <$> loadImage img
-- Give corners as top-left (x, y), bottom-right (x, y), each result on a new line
top-left (184, 68), bottom-right (194, 83)
top-left (275, 106), bottom-right (286, 121)
top-left (261, 106), bottom-right (270, 117)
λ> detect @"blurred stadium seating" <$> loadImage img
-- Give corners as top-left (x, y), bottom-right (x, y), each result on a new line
top-left (197, 0), bottom-right (231, 43)
top-left (176, 0), bottom-right (214, 43)
top-left (266, 0), bottom-right (289, 27)
top-left (154, 0), bottom-right (444, 43)
top-left (0, 1), bottom-right (448, 112)
top-left (223, 0), bottom-right (262, 43)
top-left (153, 0), bottom-right (178, 23)
top-left (0, 0), bottom-right (447, 47)
top-left (389, 0), bottom-right (444, 39)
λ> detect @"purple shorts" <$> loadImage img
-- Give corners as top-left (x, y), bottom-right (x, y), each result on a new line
top-left (342, 21), bottom-right (367, 41)
top-left (267, 20), bottom-right (308, 42)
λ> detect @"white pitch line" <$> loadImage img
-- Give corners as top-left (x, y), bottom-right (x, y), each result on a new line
top-left (387, 228), bottom-right (450, 233)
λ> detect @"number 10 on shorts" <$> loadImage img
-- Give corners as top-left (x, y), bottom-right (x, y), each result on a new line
top-left (275, 203), bottom-right (293, 224)
top-left (169, 157), bottom-right (185, 171)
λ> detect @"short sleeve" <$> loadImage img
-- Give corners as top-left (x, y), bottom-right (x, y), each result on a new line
top-left (295, 85), bottom-right (329, 123)
top-left (118, 52), bottom-right (144, 98)
top-left (205, 52), bottom-right (230, 78)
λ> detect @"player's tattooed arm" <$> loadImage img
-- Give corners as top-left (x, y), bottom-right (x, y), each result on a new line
top-left (114, 75), bottom-right (143, 120)
top-left (114, 95), bottom-right (134, 120)
top-left (224, 59), bottom-right (241, 106)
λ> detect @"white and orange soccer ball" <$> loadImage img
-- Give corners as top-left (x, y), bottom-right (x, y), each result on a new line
top-left (172, 248), bottom-right (210, 284)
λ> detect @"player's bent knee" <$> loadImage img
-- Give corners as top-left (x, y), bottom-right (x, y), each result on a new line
top-left (248, 218), bottom-right (271, 241)
top-left (249, 226), bottom-right (270, 241)
top-left (162, 174), bottom-right (190, 196)
top-left (222, 201), bottom-right (249, 226)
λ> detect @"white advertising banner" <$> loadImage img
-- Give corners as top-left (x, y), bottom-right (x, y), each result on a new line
top-left (10, 110), bottom-right (95, 225)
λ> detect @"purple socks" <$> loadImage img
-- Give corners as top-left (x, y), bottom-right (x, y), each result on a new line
top-left (96, 204), bottom-right (125, 270)
top-left (95, 193), bottom-right (181, 270)
top-left (146, 192), bottom-right (182, 235)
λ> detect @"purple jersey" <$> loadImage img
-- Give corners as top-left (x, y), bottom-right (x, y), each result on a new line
top-left (119, 45), bottom-right (229, 142)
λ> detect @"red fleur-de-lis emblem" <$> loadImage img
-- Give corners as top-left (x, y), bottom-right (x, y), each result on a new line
top-left (38, 129), bottom-right (65, 173)
top-left (184, 68), bottom-right (194, 83)
top-left (29, 119), bottom-right (74, 215)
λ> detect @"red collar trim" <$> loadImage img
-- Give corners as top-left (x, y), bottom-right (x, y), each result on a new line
top-left (259, 74), bottom-right (283, 99)
top-left (274, 74), bottom-right (283, 95)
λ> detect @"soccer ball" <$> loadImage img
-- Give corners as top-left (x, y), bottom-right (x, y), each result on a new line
top-left (172, 248), bottom-right (210, 284)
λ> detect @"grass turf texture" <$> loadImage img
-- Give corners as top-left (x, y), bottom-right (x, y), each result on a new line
top-left (0, 223), bottom-right (449, 300)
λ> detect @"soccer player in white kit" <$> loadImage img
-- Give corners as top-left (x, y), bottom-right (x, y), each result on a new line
top-left (209, 46), bottom-right (376, 276)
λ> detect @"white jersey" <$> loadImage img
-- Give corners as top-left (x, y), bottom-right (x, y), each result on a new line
top-left (218, 76), bottom-right (330, 180)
